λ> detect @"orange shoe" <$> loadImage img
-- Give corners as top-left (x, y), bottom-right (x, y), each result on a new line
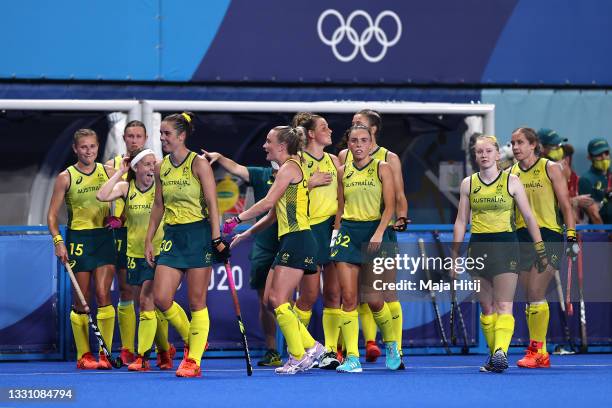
top-left (120, 348), bottom-right (135, 365)
top-left (336, 345), bottom-right (344, 364)
top-left (365, 341), bottom-right (381, 363)
top-left (156, 344), bottom-right (176, 370)
top-left (176, 358), bottom-right (201, 378)
top-left (97, 352), bottom-right (112, 370)
top-left (76, 352), bottom-right (98, 370)
top-left (128, 355), bottom-right (151, 371)
top-left (517, 345), bottom-right (551, 368)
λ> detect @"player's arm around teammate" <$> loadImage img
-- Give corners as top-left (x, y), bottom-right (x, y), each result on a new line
top-left (103, 120), bottom-right (149, 365)
top-left (227, 126), bottom-right (325, 375)
top-left (331, 125), bottom-right (399, 373)
top-left (454, 135), bottom-right (547, 373)
top-left (144, 112), bottom-right (229, 378)
top-left (47, 129), bottom-right (117, 370)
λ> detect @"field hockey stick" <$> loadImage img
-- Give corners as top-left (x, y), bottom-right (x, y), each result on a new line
top-left (566, 256), bottom-right (574, 316)
top-left (224, 259), bottom-right (253, 376)
top-left (553, 268), bottom-right (575, 353)
top-left (64, 262), bottom-right (123, 368)
top-left (418, 238), bottom-right (451, 354)
top-left (577, 237), bottom-right (588, 353)
top-left (433, 232), bottom-right (469, 354)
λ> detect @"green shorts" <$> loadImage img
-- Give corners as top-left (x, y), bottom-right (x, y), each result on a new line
top-left (114, 227), bottom-right (127, 269)
top-left (127, 256), bottom-right (155, 286)
top-left (310, 216), bottom-right (335, 266)
top-left (468, 232), bottom-right (519, 278)
top-left (516, 227), bottom-right (563, 271)
top-left (66, 228), bottom-right (116, 272)
top-left (156, 220), bottom-right (213, 269)
top-left (272, 230), bottom-right (318, 274)
top-left (331, 219), bottom-right (386, 265)
top-left (249, 241), bottom-right (277, 290)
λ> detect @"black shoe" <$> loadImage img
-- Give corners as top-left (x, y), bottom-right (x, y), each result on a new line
top-left (479, 355), bottom-right (493, 373)
top-left (490, 348), bottom-right (508, 373)
top-left (318, 351), bottom-right (340, 370)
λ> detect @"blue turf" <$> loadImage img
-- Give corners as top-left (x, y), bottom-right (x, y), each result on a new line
top-left (1, 354), bottom-right (611, 407)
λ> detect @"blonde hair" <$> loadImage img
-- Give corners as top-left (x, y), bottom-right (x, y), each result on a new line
top-left (73, 128), bottom-right (98, 144)
top-left (473, 135), bottom-right (499, 151)
top-left (273, 126), bottom-right (306, 156)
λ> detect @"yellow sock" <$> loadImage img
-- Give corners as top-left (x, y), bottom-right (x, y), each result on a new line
top-left (387, 301), bottom-right (403, 354)
top-left (274, 303), bottom-right (304, 359)
top-left (187, 308), bottom-right (210, 366)
top-left (137, 311), bottom-right (157, 356)
top-left (70, 311), bottom-right (90, 359)
top-left (163, 301), bottom-right (190, 343)
top-left (293, 305), bottom-right (312, 328)
top-left (480, 313), bottom-right (498, 354)
top-left (358, 303), bottom-right (377, 342)
top-left (372, 303), bottom-right (396, 343)
top-left (323, 307), bottom-right (341, 352)
top-left (297, 318), bottom-right (316, 350)
top-left (117, 301), bottom-right (136, 352)
top-left (96, 305), bottom-right (115, 354)
top-left (154, 309), bottom-right (170, 352)
top-left (493, 313), bottom-right (515, 353)
top-left (340, 309), bottom-right (359, 357)
top-left (528, 302), bottom-right (550, 354)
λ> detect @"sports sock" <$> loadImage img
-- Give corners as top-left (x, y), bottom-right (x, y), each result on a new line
top-left (274, 303), bottom-right (304, 359)
top-left (358, 303), bottom-right (377, 342)
top-left (187, 308), bottom-right (210, 366)
top-left (137, 310), bottom-right (157, 356)
top-left (322, 307), bottom-right (341, 352)
top-left (528, 302), bottom-right (550, 354)
top-left (70, 310), bottom-right (90, 359)
top-left (293, 305), bottom-right (312, 328)
top-left (154, 309), bottom-right (170, 352)
top-left (372, 302), bottom-right (395, 342)
top-left (162, 301), bottom-right (190, 343)
top-left (96, 305), bottom-right (116, 354)
top-left (387, 301), bottom-right (403, 354)
top-left (297, 318), bottom-right (315, 350)
top-left (493, 313), bottom-right (515, 353)
top-left (117, 301), bottom-right (136, 352)
top-left (480, 313), bottom-right (498, 354)
top-left (339, 309), bottom-right (359, 357)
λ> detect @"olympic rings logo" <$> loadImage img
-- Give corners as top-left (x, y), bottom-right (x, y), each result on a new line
top-left (317, 9), bottom-right (402, 63)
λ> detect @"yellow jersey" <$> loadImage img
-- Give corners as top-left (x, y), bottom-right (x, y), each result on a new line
top-left (65, 163), bottom-right (111, 230)
top-left (112, 155), bottom-right (128, 217)
top-left (469, 171), bottom-right (514, 233)
top-left (342, 159), bottom-right (383, 222)
top-left (160, 151), bottom-right (207, 225)
top-left (301, 151), bottom-right (338, 225)
top-left (125, 180), bottom-right (164, 258)
top-left (510, 158), bottom-right (562, 233)
top-left (276, 159), bottom-right (310, 237)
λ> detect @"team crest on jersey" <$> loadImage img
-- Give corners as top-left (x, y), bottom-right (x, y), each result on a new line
top-left (304, 257), bottom-right (314, 265)
top-left (281, 252), bottom-right (290, 263)
top-left (75, 176), bottom-right (83, 185)
top-left (183, 167), bottom-right (189, 176)
top-left (205, 253), bottom-right (212, 262)
top-left (473, 186), bottom-right (482, 194)
top-left (533, 168), bottom-right (540, 176)
top-left (496, 183), bottom-right (504, 193)
top-left (509, 260), bottom-right (517, 271)
top-left (367, 167), bottom-right (375, 175)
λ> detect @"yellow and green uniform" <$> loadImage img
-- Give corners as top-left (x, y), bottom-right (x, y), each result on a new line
top-left (64, 163), bottom-right (116, 358)
top-left (125, 179), bottom-right (164, 285)
top-left (467, 171), bottom-right (518, 276)
top-left (112, 155), bottom-right (128, 269)
top-left (271, 158), bottom-right (318, 273)
top-left (510, 158), bottom-right (563, 270)
top-left (331, 158), bottom-right (386, 264)
top-left (64, 163), bottom-right (116, 272)
top-left (157, 151), bottom-right (213, 269)
top-left (302, 151), bottom-right (338, 265)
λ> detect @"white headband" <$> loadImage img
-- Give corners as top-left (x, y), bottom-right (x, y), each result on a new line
top-left (130, 149), bottom-right (156, 170)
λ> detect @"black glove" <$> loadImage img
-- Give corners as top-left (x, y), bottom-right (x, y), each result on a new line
top-left (393, 216), bottom-right (410, 232)
top-left (534, 241), bottom-right (549, 273)
top-left (566, 231), bottom-right (580, 260)
top-left (212, 237), bottom-right (231, 262)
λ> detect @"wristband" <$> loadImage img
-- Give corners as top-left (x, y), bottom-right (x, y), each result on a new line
top-left (52, 234), bottom-right (64, 245)
top-left (566, 228), bottom-right (576, 239)
top-left (534, 241), bottom-right (546, 256)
